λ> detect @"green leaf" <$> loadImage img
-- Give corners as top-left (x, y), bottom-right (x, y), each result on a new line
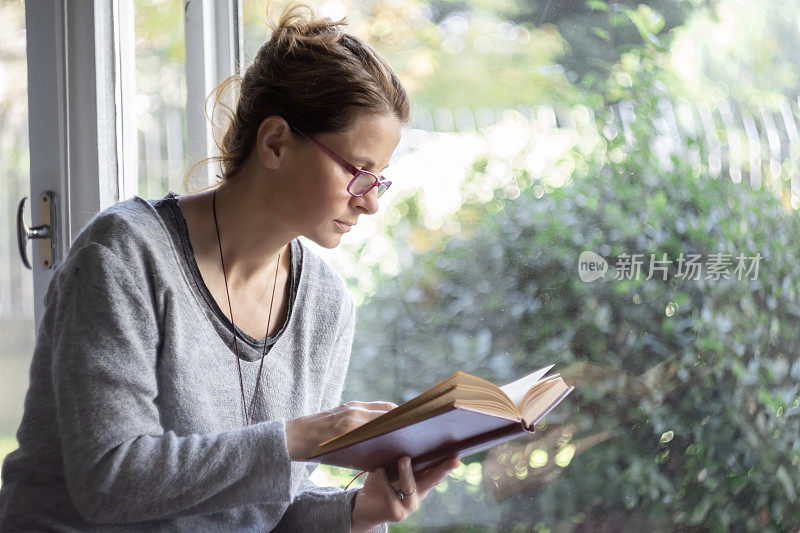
top-left (587, 0), bottom-right (610, 12)
top-left (592, 27), bottom-right (611, 42)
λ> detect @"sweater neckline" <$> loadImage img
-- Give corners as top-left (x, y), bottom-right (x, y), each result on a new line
top-left (159, 191), bottom-right (303, 359)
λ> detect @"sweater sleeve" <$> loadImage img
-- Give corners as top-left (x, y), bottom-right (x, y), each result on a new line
top-left (273, 467), bottom-right (387, 533)
top-left (47, 243), bottom-right (296, 523)
top-left (275, 295), bottom-right (386, 533)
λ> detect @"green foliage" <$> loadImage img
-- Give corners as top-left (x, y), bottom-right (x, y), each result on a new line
top-left (669, 1), bottom-right (800, 106)
top-left (414, 21), bottom-right (576, 108)
top-left (346, 16), bottom-right (800, 531)
top-left (427, 0), bottom-right (712, 91)
top-left (361, 0), bottom-right (581, 109)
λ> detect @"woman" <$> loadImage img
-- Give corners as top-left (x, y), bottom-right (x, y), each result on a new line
top-left (0, 3), bottom-right (458, 531)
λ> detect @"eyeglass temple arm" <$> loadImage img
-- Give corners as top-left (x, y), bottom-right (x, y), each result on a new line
top-left (294, 129), bottom-right (361, 177)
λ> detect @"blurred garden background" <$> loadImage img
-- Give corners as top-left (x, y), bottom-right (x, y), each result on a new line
top-left (2, 0), bottom-right (800, 530)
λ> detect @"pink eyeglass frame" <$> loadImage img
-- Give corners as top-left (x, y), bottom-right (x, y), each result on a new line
top-left (293, 128), bottom-right (392, 198)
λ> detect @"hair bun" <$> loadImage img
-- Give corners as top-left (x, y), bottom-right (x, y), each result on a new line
top-left (268, 1), bottom-right (346, 45)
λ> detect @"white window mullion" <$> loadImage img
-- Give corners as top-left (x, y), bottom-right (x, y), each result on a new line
top-left (115, 0), bottom-right (138, 201)
top-left (185, 0), bottom-right (243, 187)
top-left (215, 0), bottom-right (243, 78)
top-left (24, 0), bottom-right (68, 327)
top-left (62, 0), bottom-right (126, 231)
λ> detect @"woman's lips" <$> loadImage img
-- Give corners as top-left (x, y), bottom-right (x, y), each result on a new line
top-left (334, 220), bottom-right (353, 232)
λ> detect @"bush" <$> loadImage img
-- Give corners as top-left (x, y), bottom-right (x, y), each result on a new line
top-left (347, 81), bottom-right (800, 533)
top-left (345, 17), bottom-right (800, 530)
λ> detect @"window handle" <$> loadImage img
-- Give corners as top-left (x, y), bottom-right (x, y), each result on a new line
top-left (16, 192), bottom-right (57, 270)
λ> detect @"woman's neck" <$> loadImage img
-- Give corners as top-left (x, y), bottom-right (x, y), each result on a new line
top-left (179, 171), bottom-right (297, 289)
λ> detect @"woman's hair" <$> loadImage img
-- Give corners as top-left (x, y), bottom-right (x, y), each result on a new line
top-left (185, 1), bottom-right (410, 191)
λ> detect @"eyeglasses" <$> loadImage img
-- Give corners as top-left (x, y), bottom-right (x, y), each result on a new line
top-left (293, 128), bottom-right (392, 198)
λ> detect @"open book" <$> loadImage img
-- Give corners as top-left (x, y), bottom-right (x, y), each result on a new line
top-left (307, 365), bottom-right (574, 481)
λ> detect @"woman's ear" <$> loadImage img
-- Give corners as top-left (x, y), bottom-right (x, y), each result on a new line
top-left (254, 115), bottom-right (296, 170)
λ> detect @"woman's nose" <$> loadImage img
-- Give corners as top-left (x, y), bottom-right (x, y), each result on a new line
top-left (352, 187), bottom-right (380, 215)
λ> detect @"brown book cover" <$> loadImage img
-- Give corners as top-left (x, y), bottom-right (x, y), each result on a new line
top-left (307, 365), bottom-right (575, 482)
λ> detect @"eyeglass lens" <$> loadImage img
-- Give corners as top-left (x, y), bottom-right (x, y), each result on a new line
top-left (350, 172), bottom-right (390, 197)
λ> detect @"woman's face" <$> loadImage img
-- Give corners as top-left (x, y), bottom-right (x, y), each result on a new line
top-left (281, 111), bottom-right (403, 248)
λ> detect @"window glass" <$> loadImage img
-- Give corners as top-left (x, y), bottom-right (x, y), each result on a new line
top-left (0, 0), bottom-right (34, 479)
top-left (135, 0), bottom-right (187, 198)
top-left (256, 0), bottom-right (800, 529)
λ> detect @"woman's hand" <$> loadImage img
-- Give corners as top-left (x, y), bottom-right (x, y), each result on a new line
top-left (285, 401), bottom-right (398, 460)
top-left (350, 456), bottom-right (461, 533)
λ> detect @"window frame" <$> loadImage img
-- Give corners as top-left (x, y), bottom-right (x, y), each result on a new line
top-left (25, 0), bottom-right (241, 328)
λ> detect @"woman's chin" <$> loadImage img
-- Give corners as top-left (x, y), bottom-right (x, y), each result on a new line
top-left (305, 232), bottom-right (343, 250)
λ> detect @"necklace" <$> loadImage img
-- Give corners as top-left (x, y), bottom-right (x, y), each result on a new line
top-left (212, 188), bottom-right (281, 426)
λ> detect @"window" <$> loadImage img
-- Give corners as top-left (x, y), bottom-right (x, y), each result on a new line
top-left (4, 0), bottom-right (798, 529)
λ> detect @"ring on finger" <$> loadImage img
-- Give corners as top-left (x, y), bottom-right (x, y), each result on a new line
top-left (395, 487), bottom-right (416, 501)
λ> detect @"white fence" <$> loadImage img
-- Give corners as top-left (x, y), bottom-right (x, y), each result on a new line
top-left (410, 98), bottom-right (800, 209)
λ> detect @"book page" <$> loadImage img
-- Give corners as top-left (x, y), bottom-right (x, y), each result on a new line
top-left (499, 364), bottom-right (554, 406)
top-left (520, 378), bottom-right (573, 428)
top-left (523, 379), bottom-right (575, 428)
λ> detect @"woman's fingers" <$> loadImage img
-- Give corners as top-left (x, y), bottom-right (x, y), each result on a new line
top-left (395, 456), bottom-right (419, 510)
top-left (413, 458), bottom-right (461, 498)
top-left (330, 401), bottom-right (397, 423)
top-left (317, 401), bottom-right (399, 440)
top-left (338, 400), bottom-right (397, 412)
top-left (354, 457), bottom-right (459, 526)
top-left (370, 466), bottom-right (393, 496)
top-left (371, 465), bottom-right (412, 523)
top-left (289, 400), bottom-right (399, 460)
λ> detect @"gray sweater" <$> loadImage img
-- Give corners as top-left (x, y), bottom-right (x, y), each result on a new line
top-left (0, 193), bottom-right (384, 532)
